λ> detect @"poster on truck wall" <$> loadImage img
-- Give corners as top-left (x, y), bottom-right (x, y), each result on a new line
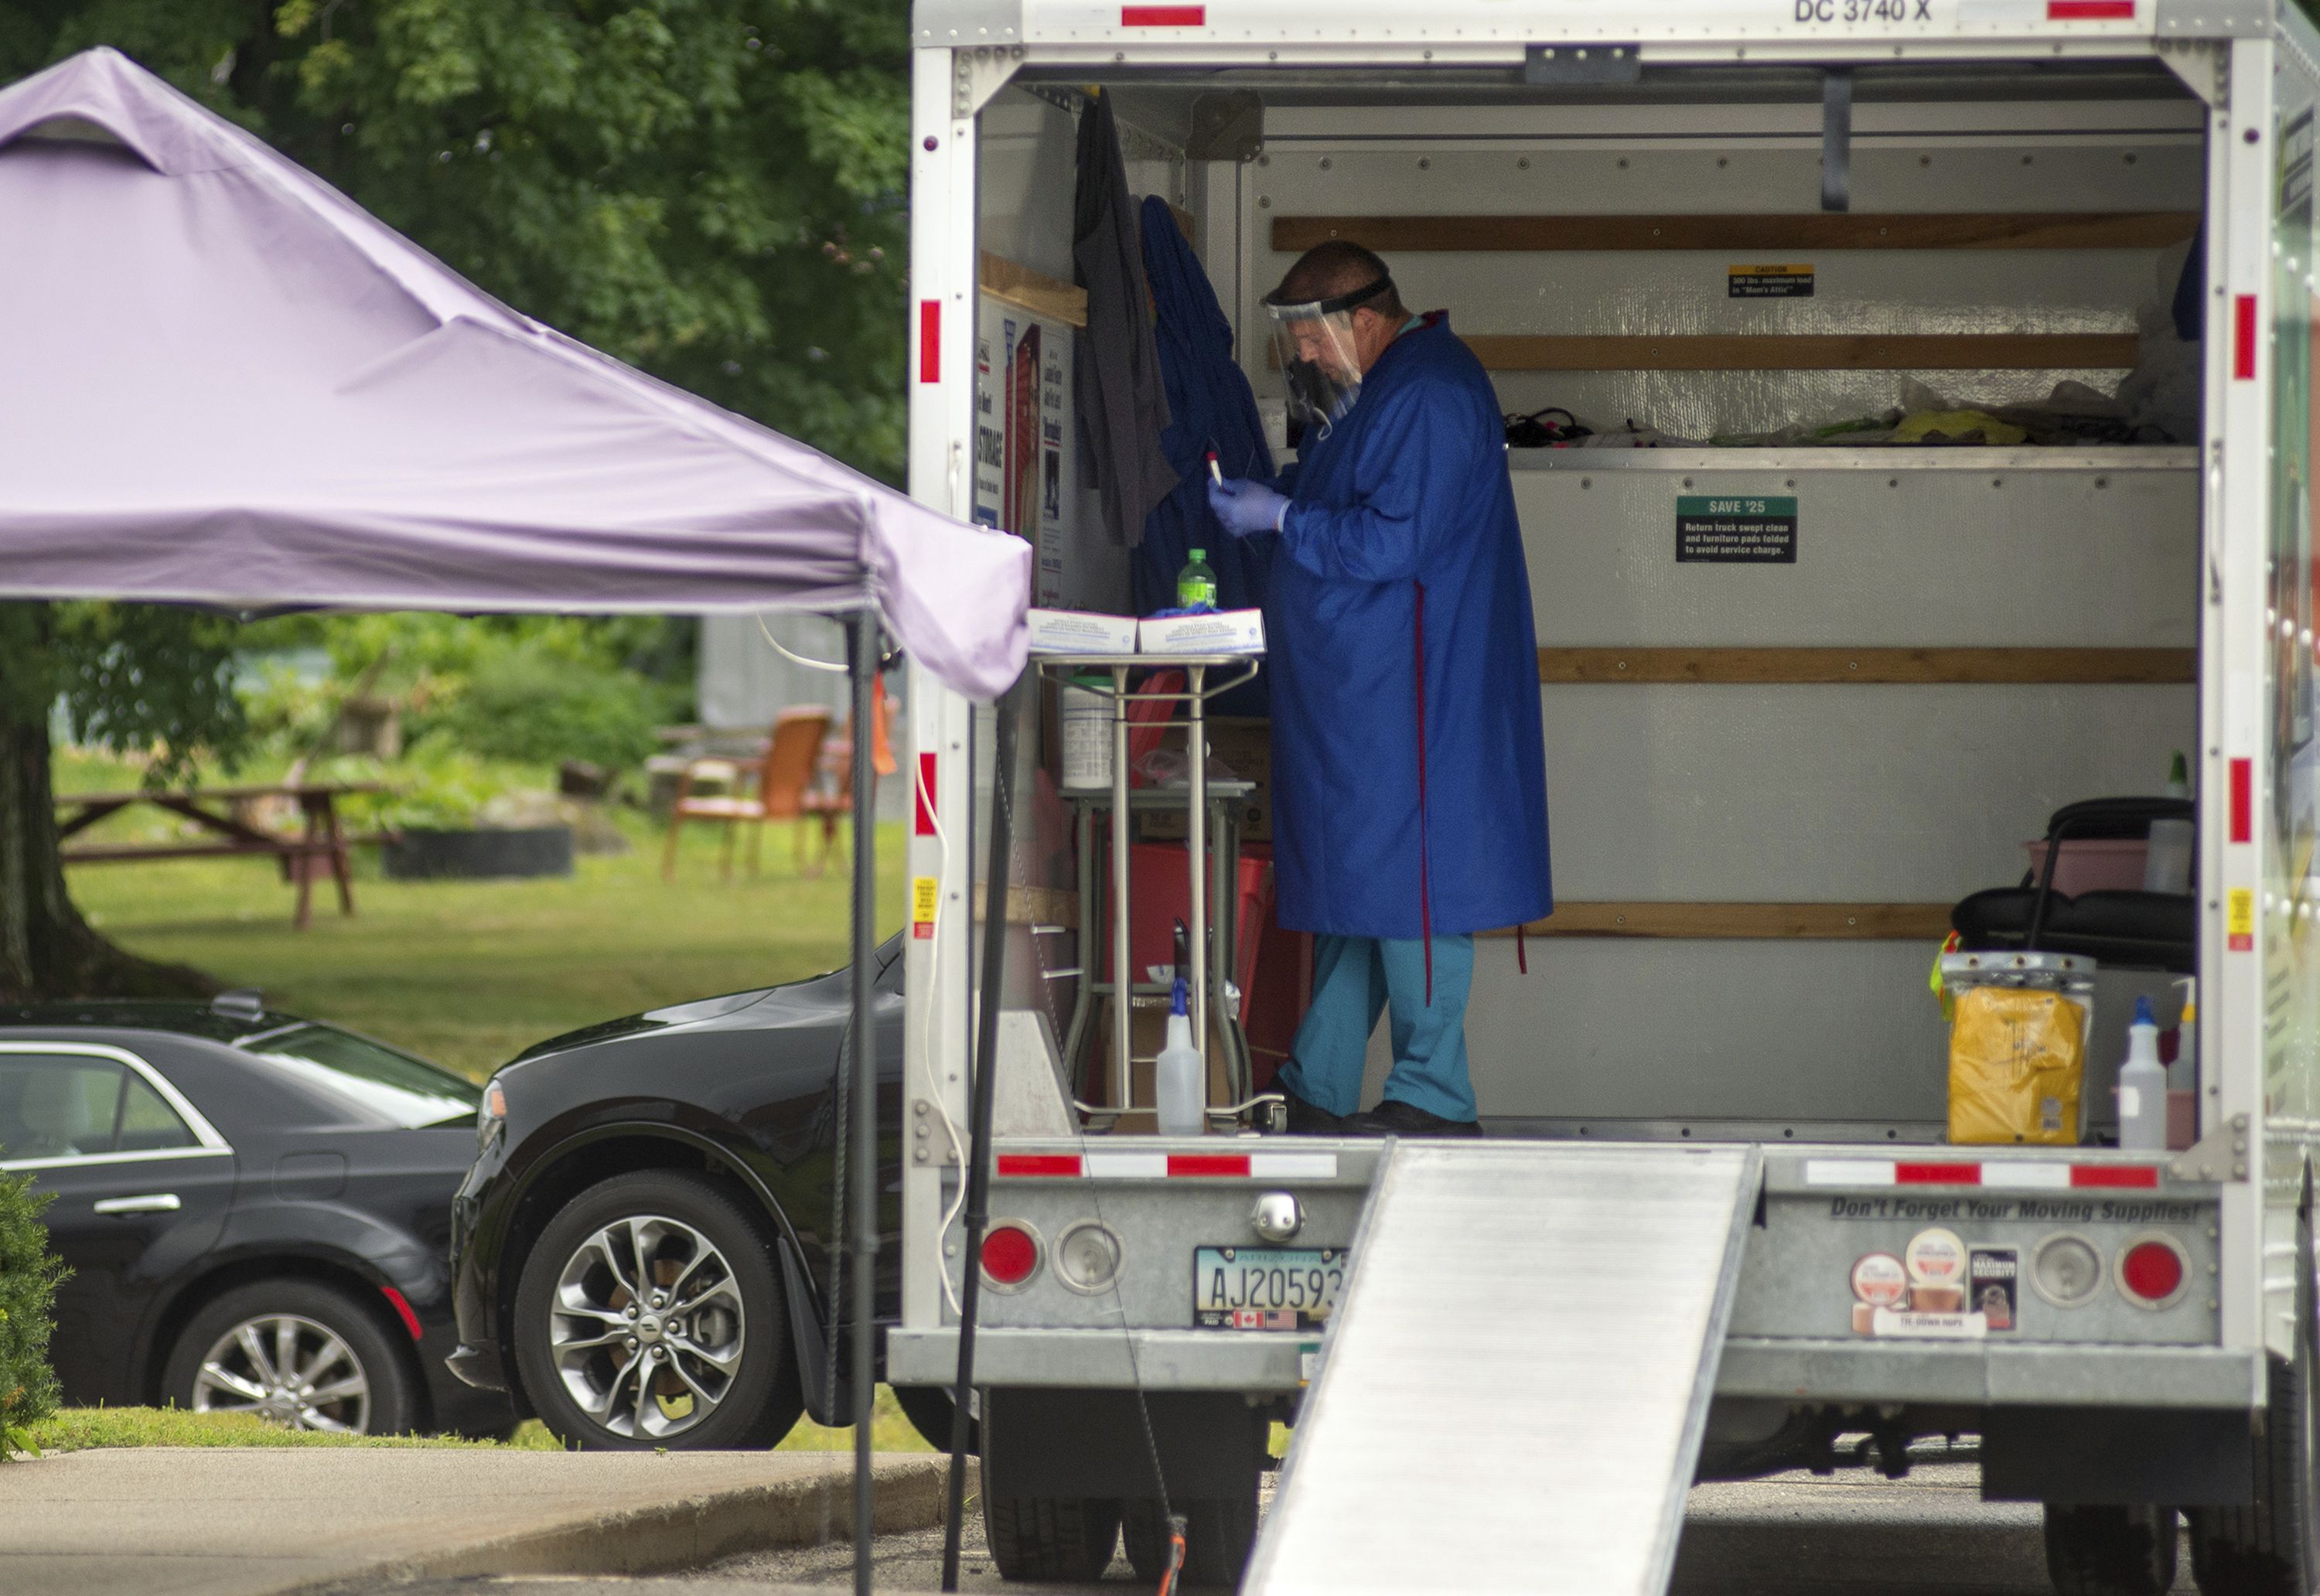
top-left (974, 295), bottom-right (1073, 607)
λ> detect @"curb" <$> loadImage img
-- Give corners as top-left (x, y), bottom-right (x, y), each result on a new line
top-left (309, 1454), bottom-right (972, 1591)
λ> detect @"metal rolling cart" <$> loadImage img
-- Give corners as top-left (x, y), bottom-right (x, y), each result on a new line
top-left (1032, 652), bottom-right (1264, 1127)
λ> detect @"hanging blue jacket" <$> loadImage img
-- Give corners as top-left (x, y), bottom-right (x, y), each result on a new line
top-left (1262, 312), bottom-right (1552, 940)
top-left (1136, 197), bottom-right (1272, 687)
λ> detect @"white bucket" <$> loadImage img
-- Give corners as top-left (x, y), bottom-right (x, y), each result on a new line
top-left (1059, 680), bottom-right (1112, 790)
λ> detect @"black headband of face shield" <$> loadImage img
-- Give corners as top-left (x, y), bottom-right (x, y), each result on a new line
top-left (1263, 274), bottom-right (1396, 316)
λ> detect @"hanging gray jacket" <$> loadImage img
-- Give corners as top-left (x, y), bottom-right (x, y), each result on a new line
top-left (1073, 92), bottom-right (1177, 547)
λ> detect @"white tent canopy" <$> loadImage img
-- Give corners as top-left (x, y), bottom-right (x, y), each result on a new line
top-left (0, 48), bottom-right (1027, 701)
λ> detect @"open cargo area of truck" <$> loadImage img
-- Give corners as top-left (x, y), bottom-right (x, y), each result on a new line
top-left (888, 6), bottom-right (2320, 1592)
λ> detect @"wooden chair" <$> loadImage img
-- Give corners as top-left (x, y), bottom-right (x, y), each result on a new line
top-left (660, 707), bottom-right (831, 882)
top-left (797, 679), bottom-right (896, 878)
top-left (800, 736), bottom-right (856, 879)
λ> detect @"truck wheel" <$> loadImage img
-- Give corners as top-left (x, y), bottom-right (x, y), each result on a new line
top-left (2044, 1503), bottom-right (2179, 1596)
top-left (2188, 1352), bottom-right (2320, 1595)
top-left (981, 1494), bottom-right (1121, 1582)
top-left (1122, 1493), bottom-right (1259, 1591)
top-left (2189, 1207), bottom-right (2320, 1596)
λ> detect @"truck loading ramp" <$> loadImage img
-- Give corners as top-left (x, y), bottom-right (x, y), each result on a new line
top-left (1244, 1141), bottom-right (1762, 1596)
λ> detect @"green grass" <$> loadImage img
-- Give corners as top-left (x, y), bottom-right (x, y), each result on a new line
top-left (22, 1406), bottom-right (551, 1454)
top-left (54, 783), bottom-right (904, 1081)
top-left (776, 1386), bottom-right (933, 1454)
top-left (16, 1393), bottom-right (931, 1458)
top-left (40, 749), bottom-right (932, 1460)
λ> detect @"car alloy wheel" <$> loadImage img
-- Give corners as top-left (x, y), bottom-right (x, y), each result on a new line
top-left (189, 1311), bottom-right (372, 1433)
top-left (548, 1212), bottom-right (747, 1441)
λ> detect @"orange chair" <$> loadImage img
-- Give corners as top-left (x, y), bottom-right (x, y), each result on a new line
top-left (799, 677), bottom-right (898, 878)
top-left (660, 707), bottom-right (831, 882)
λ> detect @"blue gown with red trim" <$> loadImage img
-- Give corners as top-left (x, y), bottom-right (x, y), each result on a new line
top-left (1261, 312), bottom-right (1552, 940)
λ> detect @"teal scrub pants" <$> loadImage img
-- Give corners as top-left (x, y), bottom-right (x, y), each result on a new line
top-left (1274, 933), bottom-right (1477, 1124)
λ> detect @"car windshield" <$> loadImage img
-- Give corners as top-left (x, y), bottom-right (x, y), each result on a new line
top-left (238, 1024), bottom-right (479, 1128)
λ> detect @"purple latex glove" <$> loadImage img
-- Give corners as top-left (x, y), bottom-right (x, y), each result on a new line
top-left (1206, 476), bottom-right (1289, 537)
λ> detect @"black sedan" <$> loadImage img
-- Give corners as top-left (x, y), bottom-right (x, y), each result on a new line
top-left (446, 933), bottom-right (930, 1451)
top-left (0, 993), bottom-right (513, 1437)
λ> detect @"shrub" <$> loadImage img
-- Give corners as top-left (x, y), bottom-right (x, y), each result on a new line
top-left (425, 643), bottom-right (674, 773)
top-left (0, 1157), bottom-right (65, 1460)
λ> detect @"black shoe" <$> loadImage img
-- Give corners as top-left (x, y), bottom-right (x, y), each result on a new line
top-left (1280, 1087), bottom-right (1346, 1136)
top-left (1344, 1098), bottom-right (1484, 1139)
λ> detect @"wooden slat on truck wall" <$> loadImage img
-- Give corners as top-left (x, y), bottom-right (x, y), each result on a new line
top-left (1270, 212), bottom-right (2202, 253)
top-left (978, 251), bottom-right (1088, 328)
top-left (1465, 333), bottom-right (2140, 370)
top-left (1536, 647), bottom-right (2197, 684)
top-left (1489, 903), bottom-right (1957, 940)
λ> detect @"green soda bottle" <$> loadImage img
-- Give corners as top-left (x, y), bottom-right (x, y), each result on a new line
top-left (1176, 547), bottom-right (1219, 610)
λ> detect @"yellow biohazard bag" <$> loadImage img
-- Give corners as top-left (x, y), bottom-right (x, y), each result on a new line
top-left (1948, 986), bottom-right (2086, 1145)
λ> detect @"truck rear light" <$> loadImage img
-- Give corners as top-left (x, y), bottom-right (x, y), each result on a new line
top-left (1053, 1221), bottom-right (1124, 1294)
top-left (2117, 1236), bottom-right (2189, 1308)
top-left (980, 1223), bottom-right (1041, 1290)
top-left (2031, 1233), bottom-right (2104, 1307)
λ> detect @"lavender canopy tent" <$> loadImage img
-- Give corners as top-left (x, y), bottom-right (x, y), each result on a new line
top-left (0, 48), bottom-right (1028, 698)
top-left (0, 49), bottom-right (1025, 1577)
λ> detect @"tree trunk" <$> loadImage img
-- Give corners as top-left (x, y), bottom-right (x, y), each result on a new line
top-left (0, 689), bottom-right (211, 1003)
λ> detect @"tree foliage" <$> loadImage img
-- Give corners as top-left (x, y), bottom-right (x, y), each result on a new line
top-left (3, 0), bottom-right (912, 480)
top-left (0, 2), bottom-right (912, 999)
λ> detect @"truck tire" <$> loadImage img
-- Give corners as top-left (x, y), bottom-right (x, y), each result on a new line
top-left (2188, 1352), bottom-right (2320, 1596)
top-left (2189, 1207), bottom-right (2320, 1596)
top-left (1122, 1493), bottom-right (1260, 1591)
top-left (2044, 1503), bottom-right (2180, 1596)
top-left (982, 1494), bottom-right (1121, 1582)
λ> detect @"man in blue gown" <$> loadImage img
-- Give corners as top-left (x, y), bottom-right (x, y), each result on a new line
top-left (1208, 242), bottom-right (1551, 1137)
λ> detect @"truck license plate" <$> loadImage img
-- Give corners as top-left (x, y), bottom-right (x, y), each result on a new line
top-left (1193, 1246), bottom-right (1346, 1330)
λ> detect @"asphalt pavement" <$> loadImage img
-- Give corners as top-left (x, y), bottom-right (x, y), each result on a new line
top-left (389, 1461), bottom-right (2203, 1594)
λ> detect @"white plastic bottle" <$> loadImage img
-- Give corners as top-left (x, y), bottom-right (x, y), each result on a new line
top-left (1155, 977), bottom-right (1206, 1136)
top-left (2144, 750), bottom-right (2195, 894)
top-left (2117, 994), bottom-right (2168, 1152)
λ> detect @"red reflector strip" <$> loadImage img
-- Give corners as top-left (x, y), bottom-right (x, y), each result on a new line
top-left (915, 752), bottom-right (937, 837)
top-left (1895, 1161), bottom-right (1982, 1185)
top-left (1168, 1153), bottom-right (1251, 1177)
top-left (2234, 295), bottom-right (2258, 380)
top-left (380, 1286), bottom-right (423, 1341)
top-left (2230, 757), bottom-right (2253, 843)
top-left (2048, 0), bottom-right (2134, 18)
top-left (2071, 1165), bottom-right (2161, 1189)
top-left (997, 1153), bottom-right (1082, 1177)
top-left (918, 299), bottom-right (941, 384)
top-left (1121, 4), bottom-right (1205, 22)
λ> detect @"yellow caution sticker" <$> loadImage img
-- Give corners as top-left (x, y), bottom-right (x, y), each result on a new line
top-left (1728, 263), bottom-right (1814, 298)
top-left (2229, 887), bottom-right (2255, 952)
top-left (912, 875), bottom-right (939, 939)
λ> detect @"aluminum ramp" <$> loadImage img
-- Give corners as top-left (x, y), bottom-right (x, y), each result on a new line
top-left (1244, 1141), bottom-right (1761, 1596)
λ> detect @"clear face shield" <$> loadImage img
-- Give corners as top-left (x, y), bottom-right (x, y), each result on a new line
top-left (1264, 275), bottom-right (1395, 439)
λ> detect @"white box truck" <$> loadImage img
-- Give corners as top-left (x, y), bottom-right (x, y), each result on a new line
top-left (885, 5), bottom-right (2320, 1591)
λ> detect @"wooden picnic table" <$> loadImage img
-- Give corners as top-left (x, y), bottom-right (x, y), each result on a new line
top-left (55, 782), bottom-right (386, 931)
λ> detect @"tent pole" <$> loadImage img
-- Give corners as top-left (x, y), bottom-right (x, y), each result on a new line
top-left (941, 677), bottom-right (1020, 1591)
top-left (849, 614), bottom-right (879, 1596)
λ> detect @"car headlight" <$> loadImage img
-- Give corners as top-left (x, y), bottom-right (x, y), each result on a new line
top-left (477, 1079), bottom-right (507, 1151)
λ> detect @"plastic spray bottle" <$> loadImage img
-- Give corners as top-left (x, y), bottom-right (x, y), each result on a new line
top-left (2117, 994), bottom-right (2168, 1152)
top-left (1155, 919), bottom-right (1206, 1136)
